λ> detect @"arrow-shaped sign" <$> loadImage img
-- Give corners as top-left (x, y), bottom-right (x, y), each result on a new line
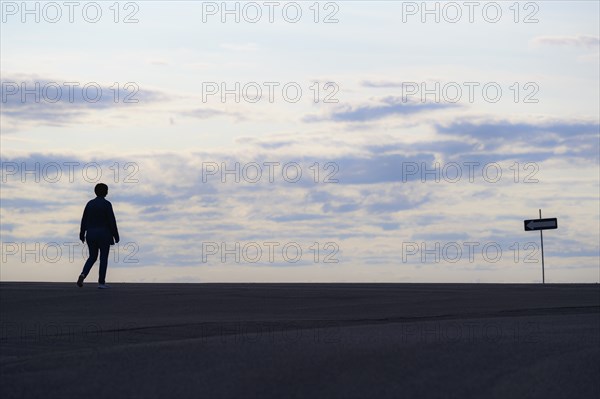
top-left (524, 218), bottom-right (558, 231)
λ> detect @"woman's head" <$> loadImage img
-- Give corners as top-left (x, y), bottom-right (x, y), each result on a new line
top-left (94, 183), bottom-right (109, 197)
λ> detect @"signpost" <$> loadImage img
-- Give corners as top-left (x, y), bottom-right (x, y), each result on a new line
top-left (524, 210), bottom-right (558, 284)
top-left (523, 218), bottom-right (558, 231)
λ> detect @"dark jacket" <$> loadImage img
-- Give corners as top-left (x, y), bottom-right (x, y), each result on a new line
top-left (80, 197), bottom-right (120, 245)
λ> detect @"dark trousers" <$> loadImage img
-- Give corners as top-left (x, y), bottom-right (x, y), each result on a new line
top-left (81, 240), bottom-right (110, 284)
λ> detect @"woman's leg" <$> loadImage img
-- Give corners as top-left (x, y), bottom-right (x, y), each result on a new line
top-left (81, 240), bottom-right (99, 277)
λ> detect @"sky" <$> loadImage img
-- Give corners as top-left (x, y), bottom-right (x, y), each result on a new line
top-left (1, 0), bottom-right (599, 283)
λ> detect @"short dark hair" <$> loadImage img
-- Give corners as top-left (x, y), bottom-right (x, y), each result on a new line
top-left (94, 183), bottom-right (108, 197)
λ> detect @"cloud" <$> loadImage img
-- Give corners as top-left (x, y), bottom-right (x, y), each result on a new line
top-left (219, 43), bottom-right (259, 52)
top-left (436, 120), bottom-right (598, 139)
top-left (0, 197), bottom-right (62, 210)
top-left (304, 96), bottom-right (457, 123)
top-left (1, 75), bottom-right (169, 130)
top-left (1, 121), bottom-right (598, 281)
top-left (269, 214), bottom-right (328, 222)
top-left (333, 153), bottom-right (436, 184)
top-left (379, 222), bottom-right (399, 231)
top-left (531, 34), bottom-right (600, 48)
top-left (147, 59), bottom-right (170, 66)
top-left (435, 120), bottom-right (599, 159)
top-left (366, 196), bottom-right (429, 214)
top-left (179, 108), bottom-right (243, 121)
top-left (361, 80), bottom-right (407, 88)
top-left (365, 141), bottom-right (479, 156)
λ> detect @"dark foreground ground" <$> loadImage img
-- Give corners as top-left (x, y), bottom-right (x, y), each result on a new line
top-left (1, 283), bottom-right (599, 399)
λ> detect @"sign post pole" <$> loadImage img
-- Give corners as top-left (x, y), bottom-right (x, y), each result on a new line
top-left (539, 209), bottom-right (545, 284)
top-left (523, 213), bottom-right (556, 284)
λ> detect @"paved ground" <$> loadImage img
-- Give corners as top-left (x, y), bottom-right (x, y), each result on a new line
top-left (1, 283), bottom-right (599, 398)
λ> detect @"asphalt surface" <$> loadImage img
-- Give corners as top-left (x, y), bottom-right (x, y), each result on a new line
top-left (1, 283), bottom-right (599, 399)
